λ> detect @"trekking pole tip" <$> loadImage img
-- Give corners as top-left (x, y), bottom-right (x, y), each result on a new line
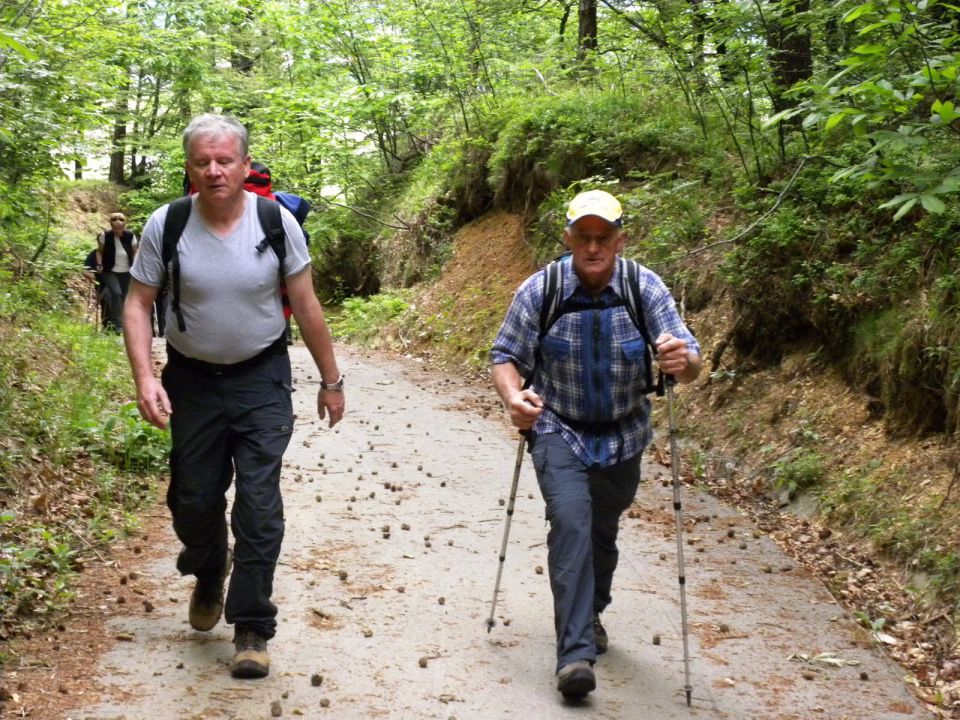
top-left (685, 687), bottom-right (692, 706)
top-left (485, 617), bottom-right (496, 633)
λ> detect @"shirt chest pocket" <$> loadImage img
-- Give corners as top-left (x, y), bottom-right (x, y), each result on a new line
top-left (540, 335), bottom-right (571, 362)
top-left (618, 337), bottom-right (651, 389)
top-left (620, 337), bottom-right (647, 364)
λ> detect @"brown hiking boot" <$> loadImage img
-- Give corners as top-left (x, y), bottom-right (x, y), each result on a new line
top-left (188, 548), bottom-right (232, 631)
top-left (232, 626), bottom-right (270, 679)
top-left (593, 613), bottom-right (608, 655)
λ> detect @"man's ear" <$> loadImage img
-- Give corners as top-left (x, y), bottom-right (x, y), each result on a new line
top-left (562, 227), bottom-right (572, 250)
top-left (616, 229), bottom-right (626, 253)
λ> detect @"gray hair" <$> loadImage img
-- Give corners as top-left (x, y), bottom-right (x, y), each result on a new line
top-left (182, 114), bottom-right (249, 157)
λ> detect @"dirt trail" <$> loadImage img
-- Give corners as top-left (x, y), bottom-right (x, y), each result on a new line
top-left (58, 344), bottom-right (927, 720)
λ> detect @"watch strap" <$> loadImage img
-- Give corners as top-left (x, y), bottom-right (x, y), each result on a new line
top-left (321, 374), bottom-right (345, 391)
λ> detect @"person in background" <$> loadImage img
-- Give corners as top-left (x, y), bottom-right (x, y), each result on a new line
top-left (123, 113), bottom-right (345, 680)
top-left (490, 189), bottom-right (701, 701)
top-left (96, 212), bottom-right (137, 331)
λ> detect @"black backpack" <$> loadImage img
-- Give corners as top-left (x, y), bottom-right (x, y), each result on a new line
top-left (537, 254), bottom-right (664, 396)
top-left (160, 195), bottom-right (286, 333)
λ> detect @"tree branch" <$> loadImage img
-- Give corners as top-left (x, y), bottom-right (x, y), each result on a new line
top-left (683, 156), bottom-right (808, 258)
top-left (318, 198), bottom-right (411, 231)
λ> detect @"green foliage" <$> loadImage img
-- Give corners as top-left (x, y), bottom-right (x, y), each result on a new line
top-left (790, 0), bottom-right (960, 215)
top-left (310, 205), bottom-right (384, 302)
top-left (79, 403), bottom-right (170, 474)
top-left (771, 449), bottom-right (826, 496)
top-left (488, 91), bottom-right (703, 213)
top-left (327, 293), bottom-right (410, 341)
top-left (0, 312), bottom-right (164, 474)
top-left (820, 464), bottom-right (960, 604)
top-left (0, 518), bottom-right (76, 623)
top-left (0, 274), bottom-right (165, 626)
top-left (722, 202), bottom-right (824, 362)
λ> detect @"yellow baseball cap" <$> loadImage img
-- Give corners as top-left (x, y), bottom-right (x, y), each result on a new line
top-left (566, 190), bottom-right (623, 226)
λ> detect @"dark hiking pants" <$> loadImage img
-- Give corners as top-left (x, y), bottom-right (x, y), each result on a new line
top-left (529, 433), bottom-right (642, 673)
top-left (100, 271), bottom-right (128, 331)
top-left (162, 347), bottom-right (294, 640)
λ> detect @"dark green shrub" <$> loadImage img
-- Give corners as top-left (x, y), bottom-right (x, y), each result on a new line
top-left (488, 91), bottom-right (702, 215)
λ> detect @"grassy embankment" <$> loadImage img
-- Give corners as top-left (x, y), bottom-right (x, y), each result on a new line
top-left (0, 182), bottom-right (168, 651)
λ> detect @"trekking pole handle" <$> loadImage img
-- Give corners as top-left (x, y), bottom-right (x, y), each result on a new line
top-left (656, 369), bottom-right (676, 396)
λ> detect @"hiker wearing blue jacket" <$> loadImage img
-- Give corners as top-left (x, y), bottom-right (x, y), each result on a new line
top-left (122, 113), bottom-right (345, 680)
top-left (490, 190), bottom-right (701, 700)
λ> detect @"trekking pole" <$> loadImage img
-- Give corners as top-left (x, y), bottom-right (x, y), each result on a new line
top-left (85, 281), bottom-right (95, 323)
top-left (86, 280), bottom-right (99, 330)
top-left (665, 374), bottom-right (693, 706)
top-left (485, 433), bottom-right (526, 632)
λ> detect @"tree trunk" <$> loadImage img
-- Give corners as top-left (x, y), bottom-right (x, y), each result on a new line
top-left (767, 0), bottom-right (812, 113)
top-left (108, 71), bottom-right (130, 184)
top-left (108, 115), bottom-right (127, 184)
top-left (577, 0), bottom-right (598, 62)
top-left (558, 1), bottom-right (572, 43)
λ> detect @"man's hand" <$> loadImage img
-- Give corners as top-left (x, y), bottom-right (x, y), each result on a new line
top-left (655, 333), bottom-right (701, 384)
top-left (505, 388), bottom-right (543, 431)
top-left (318, 388), bottom-right (345, 428)
top-left (136, 377), bottom-right (172, 429)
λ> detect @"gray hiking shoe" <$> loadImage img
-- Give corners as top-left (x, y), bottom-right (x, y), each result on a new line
top-left (557, 660), bottom-right (596, 699)
top-left (232, 626), bottom-right (270, 679)
top-left (188, 547), bottom-right (232, 632)
top-left (593, 613), bottom-right (608, 655)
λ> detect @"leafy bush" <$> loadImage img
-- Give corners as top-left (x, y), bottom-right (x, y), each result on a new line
top-left (771, 449), bottom-right (826, 497)
top-left (327, 293), bottom-right (409, 341)
top-left (488, 91), bottom-right (703, 214)
top-left (79, 403), bottom-right (169, 473)
top-left (310, 204), bottom-right (383, 303)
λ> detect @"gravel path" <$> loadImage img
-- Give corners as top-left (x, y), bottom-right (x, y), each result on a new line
top-left (69, 344), bottom-right (929, 720)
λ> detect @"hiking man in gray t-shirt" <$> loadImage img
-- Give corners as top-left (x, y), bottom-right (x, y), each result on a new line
top-left (123, 113), bottom-right (345, 680)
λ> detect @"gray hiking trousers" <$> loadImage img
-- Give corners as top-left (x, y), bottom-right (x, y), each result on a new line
top-left (529, 432), bottom-right (642, 673)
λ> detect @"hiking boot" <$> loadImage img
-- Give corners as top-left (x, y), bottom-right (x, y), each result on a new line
top-left (188, 547), bottom-right (232, 632)
top-left (232, 626), bottom-right (270, 679)
top-left (556, 660), bottom-right (596, 700)
top-left (593, 613), bottom-right (608, 655)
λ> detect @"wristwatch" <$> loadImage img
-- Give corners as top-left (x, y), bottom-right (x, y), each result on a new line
top-left (321, 374), bottom-right (345, 391)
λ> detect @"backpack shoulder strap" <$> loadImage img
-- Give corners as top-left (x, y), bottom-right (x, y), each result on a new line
top-left (255, 195), bottom-right (286, 272)
top-left (618, 256), bottom-right (664, 396)
top-left (539, 254), bottom-right (569, 340)
top-left (161, 196), bottom-right (193, 333)
top-left (520, 256), bottom-right (567, 391)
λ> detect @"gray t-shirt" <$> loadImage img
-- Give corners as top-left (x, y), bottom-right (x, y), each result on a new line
top-left (131, 191), bottom-right (311, 364)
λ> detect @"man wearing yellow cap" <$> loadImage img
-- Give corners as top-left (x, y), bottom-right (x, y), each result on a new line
top-left (490, 189), bottom-right (701, 700)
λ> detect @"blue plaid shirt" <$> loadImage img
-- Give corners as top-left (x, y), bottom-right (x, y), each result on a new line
top-left (491, 256), bottom-right (700, 468)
